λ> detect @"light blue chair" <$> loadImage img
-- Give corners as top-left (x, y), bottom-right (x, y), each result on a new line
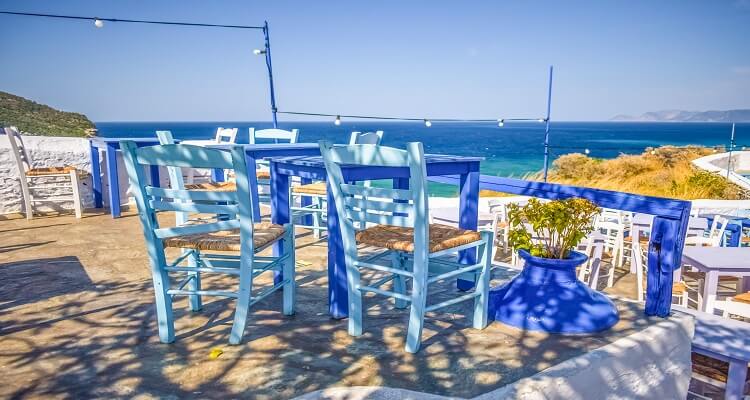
top-left (120, 140), bottom-right (296, 344)
top-left (320, 140), bottom-right (493, 353)
top-left (291, 131), bottom-right (384, 238)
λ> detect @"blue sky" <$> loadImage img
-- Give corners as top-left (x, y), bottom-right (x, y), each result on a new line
top-left (1, 0), bottom-right (749, 121)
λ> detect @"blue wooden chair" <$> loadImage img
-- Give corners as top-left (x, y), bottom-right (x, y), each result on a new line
top-left (320, 140), bottom-right (493, 353)
top-left (120, 140), bottom-right (295, 344)
top-left (292, 131), bottom-right (384, 238)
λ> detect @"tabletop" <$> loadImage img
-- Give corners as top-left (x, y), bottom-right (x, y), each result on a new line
top-left (271, 154), bottom-right (484, 168)
top-left (90, 137), bottom-right (161, 145)
top-left (682, 247), bottom-right (750, 272)
top-left (674, 306), bottom-right (750, 362)
top-left (205, 143), bottom-right (320, 151)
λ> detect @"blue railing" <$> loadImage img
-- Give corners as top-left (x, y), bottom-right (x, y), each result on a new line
top-left (430, 175), bottom-right (692, 318)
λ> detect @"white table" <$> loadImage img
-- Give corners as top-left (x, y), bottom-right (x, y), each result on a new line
top-left (675, 306), bottom-right (750, 400)
top-left (630, 213), bottom-right (709, 273)
top-left (681, 247), bottom-right (750, 315)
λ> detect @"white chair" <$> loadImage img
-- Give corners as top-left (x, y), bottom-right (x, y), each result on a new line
top-left (181, 127), bottom-right (239, 183)
top-left (576, 232), bottom-right (606, 289)
top-left (249, 127), bottom-right (299, 145)
top-left (290, 131), bottom-right (383, 238)
top-left (685, 216), bottom-right (729, 247)
top-left (634, 241), bottom-right (701, 308)
top-left (722, 292), bottom-right (750, 321)
top-left (4, 126), bottom-right (84, 219)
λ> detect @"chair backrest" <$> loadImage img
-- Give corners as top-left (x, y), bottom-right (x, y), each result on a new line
top-left (349, 131), bottom-right (384, 145)
top-left (320, 140), bottom-right (429, 260)
top-left (215, 127), bottom-right (238, 144)
top-left (155, 131), bottom-right (189, 225)
top-left (120, 141), bottom-right (255, 262)
top-left (4, 127), bottom-right (32, 173)
top-left (249, 128), bottom-right (299, 144)
top-left (708, 216), bottom-right (729, 246)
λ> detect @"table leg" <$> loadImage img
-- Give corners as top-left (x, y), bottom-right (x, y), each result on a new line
top-left (726, 358), bottom-right (748, 400)
top-left (702, 271), bottom-right (719, 314)
top-left (300, 178), bottom-right (313, 226)
top-left (212, 167), bottom-right (225, 183)
top-left (327, 181), bottom-right (348, 319)
top-left (246, 155), bottom-right (262, 221)
top-left (149, 165), bottom-right (160, 188)
top-left (458, 169), bottom-right (479, 291)
top-left (270, 164), bottom-right (290, 285)
top-left (105, 143), bottom-right (121, 218)
top-left (743, 276), bottom-right (750, 293)
top-left (630, 226), bottom-right (640, 274)
top-left (89, 142), bottom-right (103, 208)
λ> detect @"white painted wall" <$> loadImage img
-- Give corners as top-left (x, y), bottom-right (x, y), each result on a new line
top-left (0, 134), bottom-right (104, 214)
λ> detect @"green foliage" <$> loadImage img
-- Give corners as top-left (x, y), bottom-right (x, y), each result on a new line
top-left (507, 198), bottom-right (600, 259)
top-left (0, 91), bottom-right (95, 137)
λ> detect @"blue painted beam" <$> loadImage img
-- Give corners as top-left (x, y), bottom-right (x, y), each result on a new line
top-left (430, 174), bottom-right (692, 318)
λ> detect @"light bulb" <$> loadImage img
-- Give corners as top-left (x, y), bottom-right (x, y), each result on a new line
top-left (584, 148), bottom-right (590, 155)
top-left (538, 118), bottom-right (545, 123)
top-left (650, 150), bottom-right (656, 155)
top-left (94, 19), bottom-right (104, 28)
top-left (424, 119), bottom-right (432, 127)
top-left (253, 49), bottom-right (264, 55)
top-left (334, 115), bottom-right (341, 126)
top-left (497, 119), bottom-right (505, 127)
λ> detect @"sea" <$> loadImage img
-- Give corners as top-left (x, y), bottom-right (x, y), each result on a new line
top-left (96, 121), bottom-right (750, 197)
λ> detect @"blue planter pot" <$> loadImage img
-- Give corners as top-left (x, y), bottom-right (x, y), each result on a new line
top-left (488, 249), bottom-right (619, 334)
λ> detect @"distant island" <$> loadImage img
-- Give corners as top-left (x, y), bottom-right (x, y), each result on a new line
top-left (0, 90), bottom-right (95, 137)
top-left (612, 109), bottom-right (750, 122)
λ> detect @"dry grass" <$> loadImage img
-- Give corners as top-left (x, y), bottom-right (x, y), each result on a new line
top-left (481, 146), bottom-right (745, 200)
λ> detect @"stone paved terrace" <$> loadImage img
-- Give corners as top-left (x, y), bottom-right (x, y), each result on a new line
top-left (0, 210), bottom-right (681, 399)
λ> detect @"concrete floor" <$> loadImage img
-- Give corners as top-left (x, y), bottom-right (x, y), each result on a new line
top-left (0, 209), bottom-right (662, 399)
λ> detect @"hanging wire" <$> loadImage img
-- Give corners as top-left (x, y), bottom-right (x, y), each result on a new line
top-left (277, 110), bottom-right (545, 123)
top-left (0, 11), bottom-right (264, 29)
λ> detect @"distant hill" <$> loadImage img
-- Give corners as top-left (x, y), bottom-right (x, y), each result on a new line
top-left (0, 91), bottom-right (95, 137)
top-left (611, 109), bottom-right (750, 122)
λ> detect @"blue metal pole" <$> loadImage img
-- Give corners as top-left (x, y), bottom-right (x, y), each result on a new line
top-left (542, 65), bottom-right (554, 182)
top-left (262, 21), bottom-right (279, 128)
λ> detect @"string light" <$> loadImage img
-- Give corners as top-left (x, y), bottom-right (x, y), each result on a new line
top-left (94, 18), bottom-right (104, 28)
top-left (253, 49), bottom-right (266, 55)
top-left (650, 150), bottom-right (656, 155)
top-left (334, 115), bottom-right (341, 126)
top-left (584, 148), bottom-right (590, 155)
top-left (497, 119), bottom-right (505, 127)
top-left (424, 119), bottom-right (432, 127)
top-left (538, 118), bottom-right (545, 123)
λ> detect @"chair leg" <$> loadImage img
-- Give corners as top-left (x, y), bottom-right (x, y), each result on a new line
top-left (150, 263), bottom-right (175, 343)
top-left (187, 250), bottom-right (202, 312)
top-left (282, 225), bottom-right (296, 316)
top-left (229, 255), bottom-right (253, 345)
top-left (21, 176), bottom-right (34, 220)
top-left (606, 262), bottom-right (616, 288)
top-left (312, 196), bottom-right (323, 239)
top-left (405, 255), bottom-right (428, 353)
top-left (347, 256), bottom-right (363, 337)
top-left (473, 232), bottom-right (492, 330)
top-left (391, 252), bottom-right (408, 309)
top-left (69, 171), bottom-right (83, 218)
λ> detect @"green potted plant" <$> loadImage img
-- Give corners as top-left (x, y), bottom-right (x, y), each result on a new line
top-left (490, 198), bottom-right (620, 333)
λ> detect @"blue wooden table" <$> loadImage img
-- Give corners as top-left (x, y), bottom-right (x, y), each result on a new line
top-left (89, 137), bottom-right (162, 218)
top-left (269, 154), bottom-right (482, 319)
top-left (206, 143), bottom-right (321, 220)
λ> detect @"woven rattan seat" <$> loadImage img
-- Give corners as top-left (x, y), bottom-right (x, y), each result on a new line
top-left (682, 270), bottom-right (739, 282)
top-left (25, 166), bottom-right (79, 176)
top-left (292, 182), bottom-right (327, 196)
top-left (734, 292), bottom-right (750, 304)
top-left (623, 235), bottom-right (650, 246)
top-left (355, 223), bottom-right (482, 253)
top-left (163, 222), bottom-right (285, 251)
top-left (692, 353), bottom-right (750, 384)
top-left (184, 181), bottom-right (237, 192)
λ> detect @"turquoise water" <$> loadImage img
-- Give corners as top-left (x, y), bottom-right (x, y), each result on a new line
top-left (96, 121), bottom-right (749, 196)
